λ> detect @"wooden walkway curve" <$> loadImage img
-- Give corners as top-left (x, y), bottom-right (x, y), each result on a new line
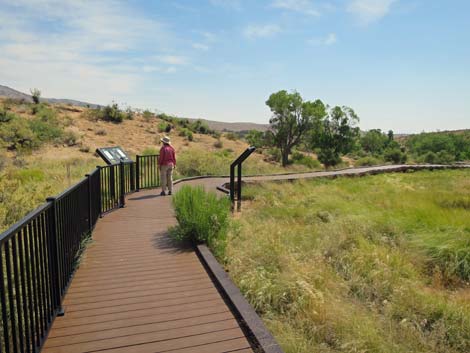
top-left (42, 188), bottom-right (254, 353)
top-left (42, 164), bottom-right (469, 353)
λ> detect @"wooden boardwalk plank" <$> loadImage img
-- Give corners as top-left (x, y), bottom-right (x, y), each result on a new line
top-left (43, 188), bottom-right (253, 353)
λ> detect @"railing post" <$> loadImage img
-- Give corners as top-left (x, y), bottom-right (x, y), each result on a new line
top-left (110, 165), bottom-right (116, 199)
top-left (85, 174), bottom-right (92, 232)
top-left (130, 162), bottom-right (135, 192)
top-left (119, 161), bottom-right (125, 207)
top-left (230, 164), bottom-right (235, 202)
top-left (45, 197), bottom-right (65, 316)
top-left (237, 163), bottom-right (242, 211)
top-left (136, 156), bottom-right (140, 191)
top-left (96, 166), bottom-right (103, 217)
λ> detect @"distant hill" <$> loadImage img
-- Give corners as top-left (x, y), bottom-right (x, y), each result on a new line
top-left (187, 118), bottom-right (269, 133)
top-left (0, 84), bottom-right (268, 132)
top-left (0, 84), bottom-right (101, 108)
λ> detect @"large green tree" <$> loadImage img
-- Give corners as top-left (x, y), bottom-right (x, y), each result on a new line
top-left (266, 90), bottom-right (326, 166)
top-left (311, 106), bottom-right (359, 168)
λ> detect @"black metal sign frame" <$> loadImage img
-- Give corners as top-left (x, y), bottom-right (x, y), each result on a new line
top-left (96, 146), bottom-right (133, 165)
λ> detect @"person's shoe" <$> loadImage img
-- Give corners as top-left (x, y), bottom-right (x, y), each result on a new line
top-left (160, 191), bottom-right (166, 196)
top-left (168, 191), bottom-right (172, 196)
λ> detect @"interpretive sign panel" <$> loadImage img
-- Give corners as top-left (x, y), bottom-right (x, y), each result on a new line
top-left (96, 147), bottom-right (133, 165)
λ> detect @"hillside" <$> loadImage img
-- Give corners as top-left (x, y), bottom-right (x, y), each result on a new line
top-left (0, 84), bottom-right (268, 132)
top-left (0, 84), bottom-right (101, 108)
top-left (0, 98), bottom-right (308, 232)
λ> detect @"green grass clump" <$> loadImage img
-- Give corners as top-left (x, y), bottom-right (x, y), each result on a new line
top-left (224, 170), bottom-right (470, 353)
top-left (355, 155), bottom-right (382, 166)
top-left (170, 185), bottom-right (231, 253)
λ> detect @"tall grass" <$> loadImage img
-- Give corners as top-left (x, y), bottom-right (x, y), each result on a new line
top-left (0, 157), bottom-right (99, 232)
top-left (175, 148), bottom-right (311, 179)
top-left (224, 170), bottom-right (470, 353)
top-left (170, 185), bottom-right (231, 254)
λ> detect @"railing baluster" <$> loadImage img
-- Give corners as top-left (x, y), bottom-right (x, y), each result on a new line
top-left (18, 229), bottom-right (32, 353)
top-left (5, 239), bottom-right (19, 353)
top-left (0, 243), bottom-right (11, 353)
top-left (11, 237), bottom-right (25, 353)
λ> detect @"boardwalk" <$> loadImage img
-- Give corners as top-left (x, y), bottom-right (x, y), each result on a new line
top-left (42, 188), bottom-right (254, 353)
top-left (42, 164), bottom-right (468, 352)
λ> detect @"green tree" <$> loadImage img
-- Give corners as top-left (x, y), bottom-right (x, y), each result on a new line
top-left (266, 90), bottom-right (326, 166)
top-left (360, 129), bottom-right (388, 155)
top-left (245, 130), bottom-right (265, 148)
top-left (311, 106), bottom-right (359, 168)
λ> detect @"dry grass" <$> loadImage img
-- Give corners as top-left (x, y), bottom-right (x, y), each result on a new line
top-left (223, 170), bottom-right (470, 353)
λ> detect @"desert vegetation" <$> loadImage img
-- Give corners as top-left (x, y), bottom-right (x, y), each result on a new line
top-left (217, 170), bottom-right (470, 353)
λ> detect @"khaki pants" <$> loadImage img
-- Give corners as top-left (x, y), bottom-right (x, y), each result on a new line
top-left (160, 164), bottom-right (174, 193)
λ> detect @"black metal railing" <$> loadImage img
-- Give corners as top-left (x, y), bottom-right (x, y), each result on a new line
top-left (230, 146), bottom-right (256, 210)
top-left (0, 156), bottom-right (160, 353)
top-left (136, 155), bottom-right (160, 190)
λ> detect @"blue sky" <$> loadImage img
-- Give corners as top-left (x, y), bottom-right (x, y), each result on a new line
top-left (0, 0), bottom-right (468, 133)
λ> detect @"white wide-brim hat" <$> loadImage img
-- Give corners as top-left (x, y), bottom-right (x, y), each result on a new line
top-left (160, 136), bottom-right (171, 144)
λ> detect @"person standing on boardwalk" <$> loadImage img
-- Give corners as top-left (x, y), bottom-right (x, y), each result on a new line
top-left (159, 136), bottom-right (176, 196)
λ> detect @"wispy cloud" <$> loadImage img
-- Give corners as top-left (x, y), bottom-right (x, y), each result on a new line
top-left (192, 43), bottom-right (210, 51)
top-left (271, 0), bottom-right (320, 16)
top-left (308, 33), bottom-right (337, 46)
top-left (0, 0), bottom-right (186, 102)
top-left (243, 24), bottom-right (282, 39)
top-left (209, 0), bottom-right (242, 10)
top-left (154, 55), bottom-right (188, 66)
top-left (348, 0), bottom-right (397, 25)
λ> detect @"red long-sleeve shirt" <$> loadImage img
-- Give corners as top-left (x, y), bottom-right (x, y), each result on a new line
top-left (159, 144), bottom-right (176, 166)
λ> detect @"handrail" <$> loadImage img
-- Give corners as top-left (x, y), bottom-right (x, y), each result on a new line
top-left (0, 156), bottom-right (160, 353)
top-left (230, 146), bottom-right (256, 211)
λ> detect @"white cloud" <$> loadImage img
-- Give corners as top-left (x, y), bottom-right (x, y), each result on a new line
top-left (348, 0), bottom-right (397, 25)
top-left (243, 24), bottom-right (282, 39)
top-left (154, 55), bottom-right (188, 65)
top-left (0, 0), bottom-right (189, 103)
top-left (192, 43), bottom-right (210, 51)
top-left (271, 0), bottom-right (320, 16)
top-left (308, 33), bottom-right (337, 46)
top-left (209, 0), bottom-right (242, 10)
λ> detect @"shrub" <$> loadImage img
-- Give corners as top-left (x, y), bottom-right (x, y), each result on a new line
top-left (0, 153), bottom-right (7, 171)
top-left (95, 128), bottom-right (107, 136)
top-left (190, 119), bottom-right (211, 134)
top-left (157, 122), bottom-right (171, 133)
top-left (213, 139), bottom-right (223, 149)
top-left (100, 103), bottom-right (126, 123)
top-left (225, 132), bottom-right (238, 141)
top-left (211, 131), bottom-right (222, 139)
top-left (170, 185), bottom-right (231, 249)
top-left (79, 145), bottom-right (90, 153)
top-left (141, 147), bottom-right (158, 156)
top-left (384, 148), bottom-right (408, 164)
top-left (0, 108), bottom-right (14, 123)
top-left (142, 110), bottom-right (154, 122)
top-left (246, 130), bottom-right (265, 148)
top-left (423, 151), bottom-right (438, 164)
top-left (179, 128), bottom-right (193, 141)
top-left (62, 131), bottom-right (79, 146)
top-left (291, 151), bottom-right (321, 169)
top-left (30, 88), bottom-right (41, 104)
top-left (266, 147), bottom-right (281, 163)
top-left (29, 112), bottom-right (63, 143)
top-left (317, 148), bottom-right (343, 168)
top-left (355, 156), bottom-right (381, 166)
top-left (0, 117), bottom-right (38, 151)
top-left (436, 150), bottom-right (455, 164)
